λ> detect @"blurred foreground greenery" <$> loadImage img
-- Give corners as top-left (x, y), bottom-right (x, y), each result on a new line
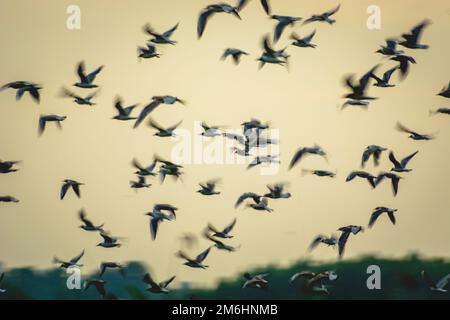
top-left (1, 254), bottom-right (449, 300)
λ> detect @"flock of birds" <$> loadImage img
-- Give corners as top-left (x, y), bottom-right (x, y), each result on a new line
top-left (1, 0), bottom-right (450, 299)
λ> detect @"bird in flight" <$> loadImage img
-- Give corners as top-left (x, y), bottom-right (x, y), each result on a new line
top-left (302, 169), bottom-right (336, 178)
top-left (99, 262), bottom-right (126, 278)
top-left (258, 35), bottom-right (289, 69)
top-left (138, 43), bottom-right (161, 60)
top-left (370, 67), bottom-right (398, 88)
top-left (291, 30), bottom-right (317, 48)
top-left (145, 204), bottom-right (178, 240)
top-left (242, 272), bottom-right (269, 290)
top-left (84, 279), bottom-right (107, 299)
top-left (132, 158), bottom-right (157, 177)
top-left (143, 22), bottom-right (179, 45)
top-left (289, 145), bottom-right (327, 170)
top-left (264, 183), bottom-right (291, 199)
top-left (308, 234), bottom-right (338, 252)
top-left (304, 4), bottom-right (341, 25)
top-left (53, 250), bottom-right (84, 268)
top-left (0, 160), bottom-right (20, 174)
top-left (200, 122), bottom-right (223, 137)
top-left (197, 179), bottom-right (221, 196)
top-left (78, 209), bottom-right (104, 232)
top-left (112, 97), bottom-right (138, 121)
top-left (204, 232), bottom-right (238, 252)
top-left (396, 122), bottom-right (435, 140)
top-left (437, 82), bottom-right (450, 98)
top-left (61, 88), bottom-right (98, 106)
top-left (421, 271), bottom-right (450, 292)
top-left (38, 115), bottom-right (66, 136)
top-left (221, 48), bottom-right (249, 65)
top-left (130, 176), bottom-right (151, 189)
top-left (271, 15), bottom-right (302, 43)
top-left (375, 172), bottom-right (402, 196)
top-left (148, 118), bottom-right (182, 137)
top-left (375, 39), bottom-right (404, 56)
top-left (0, 196), bottom-right (19, 203)
top-left (197, 3), bottom-right (241, 38)
top-left (343, 65), bottom-right (379, 101)
top-left (290, 271), bottom-right (337, 294)
top-left (177, 247), bottom-right (212, 269)
top-left (155, 156), bottom-right (184, 183)
top-left (361, 145), bottom-right (387, 168)
top-left (430, 107), bottom-right (450, 116)
top-left (388, 150), bottom-right (418, 173)
top-left (346, 171), bottom-right (377, 188)
top-left (74, 61), bottom-right (104, 89)
top-left (246, 197), bottom-right (273, 212)
top-left (134, 96), bottom-right (184, 128)
top-left (389, 55), bottom-right (416, 79)
top-left (337, 225), bottom-right (363, 259)
top-left (60, 179), bottom-right (84, 200)
top-left (236, 0), bottom-right (271, 15)
top-left (1, 81), bottom-right (41, 103)
top-left (143, 273), bottom-right (176, 294)
top-left (97, 232), bottom-right (122, 248)
top-left (207, 218), bottom-right (237, 239)
top-left (399, 20), bottom-right (431, 49)
top-left (368, 207), bottom-right (398, 228)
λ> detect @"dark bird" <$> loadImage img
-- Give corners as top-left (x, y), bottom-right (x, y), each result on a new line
top-left (133, 158), bottom-right (157, 176)
top-left (308, 235), bottom-right (338, 252)
top-left (337, 225), bottom-right (363, 259)
top-left (247, 155), bottom-right (280, 170)
top-left (396, 122), bottom-right (435, 140)
top-left (389, 150), bottom-right (418, 172)
top-left (271, 15), bottom-right (302, 43)
top-left (155, 156), bottom-right (184, 183)
top-left (197, 3), bottom-right (241, 38)
top-left (38, 115), bottom-right (66, 136)
top-left (430, 107), bottom-right (450, 116)
top-left (341, 99), bottom-right (369, 110)
top-left (346, 171), bottom-right (376, 188)
top-left (148, 118), bottom-right (182, 137)
top-left (200, 122), bottom-right (223, 137)
top-left (0, 196), bottom-right (19, 203)
top-left (60, 179), bottom-right (83, 199)
top-left (370, 67), bottom-right (398, 88)
top-left (290, 271), bottom-right (337, 294)
top-left (130, 176), bottom-right (151, 189)
top-left (143, 22), bottom-right (179, 45)
top-left (112, 97), bottom-right (138, 121)
top-left (361, 145), bottom-right (387, 167)
top-left (236, 0), bottom-right (271, 15)
top-left (1, 81), bottom-right (41, 103)
top-left (99, 262), bottom-right (126, 278)
top-left (368, 207), bottom-right (398, 228)
top-left (289, 145), bottom-right (327, 170)
top-left (264, 183), bottom-right (291, 199)
top-left (145, 204), bottom-right (177, 240)
top-left (197, 179), bottom-right (221, 195)
top-left (221, 48), bottom-right (249, 64)
top-left (97, 232), bottom-right (121, 248)
top-left (177, 247), bottom-right (212, 269)
top-left (302, 169), bottom-right (336, 178)
top-left (399, 20), bottom-right (431, 49)
top-left (138, 43), bottom-right (161, 59)
top-left (437, 82), bottom-right (450, 98)
top-left (246, 197), bottom-right (273, 212)
top-left (235, 192), bottom-right (262, 208)
top-left (343, 65), bottom-right (379, 100)
top-left (74, 62), bottom-right (103, 88)
top-left (204, 232), bottom-right (238, 252)
top-left (0, 160), bottom-right (20, 174)
top-left (134, 96), bottom-right (184, 128)
top-left (53, 250), bottom-right (84, 268)
top-left (143, 273), bottom-right (176, 294)
top-left (421, 270), bottom-right (450, 292)
top-left (207, 218), bottom-right (236, 239)
top-left (303, 4), bottom-right (341, 25)
top-left (389, 55), bottom-right (416, 79)
top-left (291, 30), bottom-right (317, 48)
top-left (61, 88), bottom-right (98, 106)
top-left (0, 273), bottom-right (6, 293)
top-left (257, 35), bottom-right (289, 69)
top-left (375, 39), bottom-right (404, 56)
top-left (375, 172), bottom-right (402, 196)
top-left (84, 279), bottom-right (106, 299)
top-left (242, 272), bottom-right (269, 290)
top-left (78, 209), bottom-right (104, 232)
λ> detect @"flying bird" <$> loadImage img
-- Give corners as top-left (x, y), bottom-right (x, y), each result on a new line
top-left (375, 172), bottom-right (402, 196)
top-left (247, 155), bottom-right (279, 170)
top-left (290, 271), bottom-right (338, 292)
top-left (84, 279), bottom-right (106, 299)
top-left (264, 183), bottom-right (291, 199)
top-left (389, 55), bottom-right (416, 79)
top-left (74, 62), bottom-right (104, 88)
top-left (155, 156), bottom-right (184, 183)
top-left (97, 232), bottom-right (121, 248)
top-left (399, 20), bottom-right (431, 49)
top-left (145, 204), bottom-right (178, 240)
top-left (368, 207), bottom-right (398, 228)
top-left (430, 107), bottom-right (450, 116)
top-left (60, 179), bottom-right (84, 199)
top-left (236, 0), bottom-right (271, 15)
top-left (61, 88), bottom-right (98, 106)
top-left (177, 247), bottom-right (212, 269)
top-left (437, 82), bottom-right (450, 98)
top-left (343, 65), bottom-right (379, 100)
top-left (346, 171), bottom-right (376, 188)
top-left (221, 48), bottom-right (249, 64)
top-left (112, 97), bottom-right (138, 121)
top-left (291, 30), bottom-right (317, 48)
top-left (53, 250), bottom-right (84, 268)
top-left (257, 35), bottom-right (289, 69)
top-left (308, 235), bottom-right (338, 252)
top-left (302, 169), bottom-right (336, 178)
top-left (337, 225), bottom-right (363, 259)
top-left (389, 150), bottom-right (418, 172)
top-left (78, 209), bottom-right (104, 232)
top-left (1, 81), bottom-right (41, 103)
top-left (271, 15), bottom-right (302, 43)
top-left (361, 145), bottom-right (387, 167)
top-left (207, 218), bottom-right (237, 239)
top-left (0, 160), bottom-right (20, 174)
top-left (138, 43), bottom-right (161, 59)
top-left (396, 122), bottom-right (435, 140)
top-left (235, 192), bottom-right (262, 208)
top-left (143, 273), bottom-right (176, 294)
top-left (143, 22), bottom-right (179, 45)
top-left (197, 3), bottom-right (241, 38)
top-left (204, 232), bottom-right (238, 252)
top-left (303, 4), bottom-right (341, 25)
top-left (289, 145), bottom-right (327, 170)
top-left (38, 115), bottom-right (66, 136)
top-left (148, 118), bottom-right (182, 137)
top-left (200, 122), bottom-right (223, 137)
top-left (242, 273), bottom-right (269, 290)
top-left (134, 96), bottom-right (184, 128)
top-left (0, 196), bottom-right (19, 203)
top-left (197, 179), bottom-right (221, 195)
top-left (375, 39), bottom-right (404, 56)
top-left (370, 67), bottom-right (398, 88)
top-left (130, 176), bottom-right (151, 189)
top-left (246, 197), bottom-right (273, 212)
top-left (421, 271), bottom-right (450, 292)
top-left (99, 262), bottom-right (126, 278)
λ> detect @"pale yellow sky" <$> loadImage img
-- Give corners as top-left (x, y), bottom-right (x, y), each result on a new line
top-left (0, 0), bottom-right (449, 287)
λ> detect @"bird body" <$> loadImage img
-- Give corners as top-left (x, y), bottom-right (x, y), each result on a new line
top-left (221, 48), bottom-right (248, 64)
top-left (97, 232), bottom-right (121, 248)
top-left (112, 97), bottom-right (137, 121)
top-left (0, 196), bottom-right (19, 203)
top-left (291, 30), bottom-right (317, 48)
top-left (389, 150), bottom-right (418, 172)
top-left (346, 171), bottom-right (376, 188)
top-left (130, 176), bottom-right (151, 189)
top-left (53, 250), bottom-right (84, 268)
top-left (60, 179), bottom-right (83, 199)
top-left (1, 81), bottom-right (41, 103)
top-left (361, 145), bottom-right (387, 167)
top-left (338, 225), bottom-right (363, 259)
top-left (78, 209), bottom-right (104, 232)
top-left (38, 115), bottom-right (66, 135)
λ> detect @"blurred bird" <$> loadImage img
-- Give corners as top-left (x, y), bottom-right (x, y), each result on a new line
top-left (236, 0), bottom-right (271, 15)
top-left (197, 3), bottom-right (241, 38)
top-left (53, 250), bottom-right (84, 268)
top-left (145, 204), bottom-right (178, 240)
top-left (341, 99), bottom-right (369, 110)
top-left (0, 273), bottom-right (6, 293)
top-left (246, 197), bottom-right (273, 212)
top-left (143, 22), bottom-right (179, 45)
top-left (430, 107), bottom-right (450, 116)
top-left (302, 169), bottom-right (336, 178)
top-left (437, 82), bottom-right (450, 98)
top-left (60, 179), bottom-right (83, 199)
top-left (343, 65), bottom-right (379, 100)
top-left (138, 43), bottom-right (161, 59)
top-left (375, 172), bottom-right (402, 196)
top-left (390, 55), bottom-right (416, 79)
top-left (271, 15), bottom-right (302, 43)
top-left (177, 247), bottom-right (212, 269)
top-left (1, 81), bottom-right (41, 103)
top-left (370, 67), bottom-right (398, 88)
top-left (361, 145), bottom-right (387, 167)
top-left (258, 35), bottom-right (289, 69)
top-left (289, 145), bottom-right (327, 170)
top-left (247, 155), bottom-right (279, 170)
top-left (133, 158), bottom-right (157, 177)
top-left (290, 271), bottom-right (338, 292)
top-left (84, 279), bottom-right (106, 299)
top-left (74, 62), bottom-right (103, 88)
top-left (242, 273), bottom-right (269, 290)
top-left (200, 122), bottom-right (223, 137)
top-left (389, 150), bottom-right (418, 172)
top-left (421, 271), bottom-right (450, 292)
top-left (97, 232), bottom-right (121, 248)
top-left (197, 179), bottom-right (221, 195)
top-left (399, 20), bottom-right (431, 49)
top-left (396, 122), bottom-right (435, 140)
top-left (346, 171), bottom-right (376, 188)
top-left (61, 88), bottom-right (98, 106)
top-left (207, 218), bottom-right (237, 239)
top-left (368, 207), bottom-right (398, 228)
top-left (308, 235), bottom-right (338, 252)
top-left (235, 192), bottom-right (262, 208)
top-left (112, 97), bottom-right (138, 121)
top-left (337, 225), bottom-right (363, 259)
top-left (155, 156), bottom-right (184, 183)
top-left (99, 262), bottom-right (126, 278)
top-left (143, 273), bottom-right (176, 294)
top-left (204, 232), bottom-right (238, 252)
top-left (221, 48), bottom-right (249, 64)
top-left (148, 118), bottom-right (182, 137)
top-left (78, 209), bottom-right (104, 232)
top-left (0, 196), bottom-right (19, 203)
top-left (291, 30), bottom-right (317, 48)
top-left (38, 115), bottom-right (66, 136)
top-left (303, 4), bottom-right (340, 25)
top-left (264, 183), bottom-right (291, 199)
top-left (134, 96), bottom-right (184, 128)
top-left (153, 95), bottom-right (185, 105)
top-left (375, 39), bottom-right (404, 56)
top-left (0, 160), bottom-right (20, 174)
top-left (130, 176), bottom-right (151, 189)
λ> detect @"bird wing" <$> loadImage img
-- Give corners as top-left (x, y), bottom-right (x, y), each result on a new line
top-left (134, 100), bottom-right (161, 128)
top-left (29, 87), bottom-right (40, 103)
top-left (400, 151), bottom-right (418, 167)
top-left (114, 97), bottom-right (125, 115)
top-left (100, 233), bottom-right (114, 244)
top-left (308, 235), bottom-right (325, 251)
top-left (345, 171), bottom-right (357, 182)
top-left (196, 247), bottom-right (211, 262)
top-left (338, 231), bottom-right (350, 258)
top-left (150, 217), bottom-right (160, 240)
top-left (70, 250), bottom-right (85, 264)
top-left (167, 120), bottom-right (183, 132)
top-left (176, 250), bottom-right (191, 261)
top-left (391, 176), bottom-right (400, 196)
top-left (143, 273), bottom-right (158, 288)
top-left (72, 184), bottom-right (81, 198)
top-left (38, 116), bottom-right (46, 135)
top-left (163, 23), bottom-right (179, 38)
top-left (60, 182), bottom-right (70, 200)
top-left (79, 209), bottom-right (94, 228)
top-left (388, 151), bottom-right (401, 168)
top-left (235, 192), bottom-right (260, 208)
top-left (262, 35), bottom-right (275, 55)
top-left (99, 263), bottom-right (107, 278)
top-left (197, 8), bottom-right (216, 38)
top-left (304, 30), bottom-right (316, 42)
top-left (160, 275), bottom-right (176, 288)
top-left (223, 218), bottom-right (237, 234)
top-left (383, 67), bottom-right (398, 82)
top-left (359, 64), bottom-right (379, 92)
top-left (361, 149), bottom-right (372, 167)
top-left (289, 148), bottom-right (304, 169)
top-left (76, 62), bottom-right (88, 83)
top-left (261, 0), bottom-right (271, 15)
top-left (86, 65), bottom-right (104, 83)
top-left (325, 4), bottom-right (340, 17)
top-left (387, 211), bottom-right (396, 225)
top-left (368, 210), bottom-right (383, 228)
top-left (386, 39), bottom-right (397, 49)
top-left (396, 122), bottom-right (413, 134)
top-left (273, 20), bottom-right (289, 43)
top-left (154, 204), bottom-right (177, 212)
top-left (148, 118), bottom-right (165, 132)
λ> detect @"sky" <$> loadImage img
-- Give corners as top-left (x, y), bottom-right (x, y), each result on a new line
top-left (0, 0), bottom-right (449, 288)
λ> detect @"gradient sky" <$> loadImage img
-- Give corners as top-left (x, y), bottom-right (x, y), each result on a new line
top-left (0, 0), bottom-right (449, 288)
